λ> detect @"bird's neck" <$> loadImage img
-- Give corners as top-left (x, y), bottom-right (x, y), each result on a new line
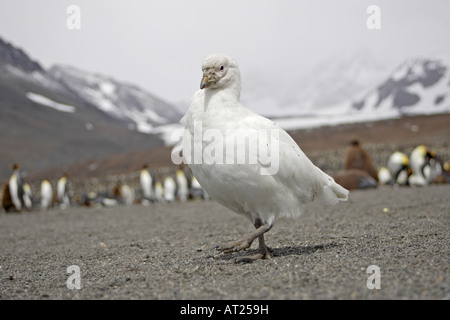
top-left (226, 75), bottom-right (242, 100)
top-left (204, 79), bottom-right (241, 111)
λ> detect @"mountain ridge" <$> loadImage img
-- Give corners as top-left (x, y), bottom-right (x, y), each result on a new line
top-left (0, 36), bottom-right (178, 178)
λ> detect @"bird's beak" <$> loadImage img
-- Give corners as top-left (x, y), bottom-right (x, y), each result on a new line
top-left (200, 75), bottom-right (216, 89)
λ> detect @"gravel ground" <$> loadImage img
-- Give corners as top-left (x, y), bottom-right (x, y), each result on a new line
top-left (0, 184), bottom-right (449, 300)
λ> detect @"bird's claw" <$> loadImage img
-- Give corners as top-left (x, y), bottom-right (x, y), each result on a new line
top-left (216, 238), bottom-right (252, 254)
top-left (234, 251), bottom-right (272, 264)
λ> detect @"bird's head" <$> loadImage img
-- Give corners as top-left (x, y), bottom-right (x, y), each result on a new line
top-left (200, 53), bottom-right (239, 90)
top-left (349, 139), bottom-right (360, 147)
top-left (426, 149), bottom-right (436, 161)
top-left (414, 145), bottom-right (436, 162)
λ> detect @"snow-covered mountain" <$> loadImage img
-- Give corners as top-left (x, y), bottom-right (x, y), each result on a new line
top-left (0, 36), bottom-right (170, 177)
top-left (49, 65), bottom-right (182, 133)
top-left (352, 55), bottom-right (450, 115)
top-left (273, 54), bottom-right (450, 131)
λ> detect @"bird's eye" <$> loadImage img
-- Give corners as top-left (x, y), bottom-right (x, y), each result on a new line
top-left (220, 65), bottom-right (224, 71)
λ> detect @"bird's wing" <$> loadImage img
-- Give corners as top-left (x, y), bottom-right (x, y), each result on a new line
top-left (228, 107), bottom-right (334, 202)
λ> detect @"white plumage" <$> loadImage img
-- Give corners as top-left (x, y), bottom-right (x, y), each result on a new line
top-left (176, 168), bottom-right (189, 202)
top-left (8, 164), bottom-right (24, 211)
top-left (387, 151), bottom-right (410, 186)
top-left (377, 167), bottom-right (393, 186)
top-left (40, 179), bottom-right (53, 210)
top-left (176, 53), bottom-right (348, 262)
top-left (409, 145), bottom-right (437, 186)
top-left (154, 181), bottom-right (164, 203)
top-left (140, 166), bottom-right (153, 202)
top-left (164, 176), bottom-right (176, 203)
top-left (57, 175), bottom-right (70, 209)
top-left (23, 183), bottom-right (33, 210)
top-left (120, 184), bottom-right (135, 206)
top-left (9, 173), bottom-right (22, 211)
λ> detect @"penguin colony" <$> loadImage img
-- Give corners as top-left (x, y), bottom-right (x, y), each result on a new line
top-left (1, 163), bottom-right (209, 213)
top-left (334, 140), bottom-right (450, 190)
top-left (2, 142), bottom-right (449, 213)
top-left (2, 139), bottom-right (449, 213)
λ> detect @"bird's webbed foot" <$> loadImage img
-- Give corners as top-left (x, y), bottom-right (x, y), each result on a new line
top-left (216, 219), bottom-right (273, 263)
top-left (234, 243), bottom-right (273, 263)
top-left (216, 236), bottom-right (253, 254)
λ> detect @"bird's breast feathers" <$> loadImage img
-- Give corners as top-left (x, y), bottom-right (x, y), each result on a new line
top-left (181, 98), bottom-right (327, 203)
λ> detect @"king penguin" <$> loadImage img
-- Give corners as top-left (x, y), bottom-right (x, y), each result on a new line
top-left (8, 163), bottom-right (24, 211)
top-left (409, 145), bottom-right (438, 186)
top-left (140, 164), bottom-right (154, 205)
top-left (40, 179), bottom-right (53, 210)
top-left (112, 181), bottom-right (135, 205)
top-left (1, 181), bottom-right (14, 212)
top-left (176, 166), bottom-right (189, 202)
top-left (387, 151), bottom-right (411, 186)
top-left (334, 169), bottom-right (378, 190)
top-left (23, 182), bottom-right (33, 211)
top-left (190, 175), bottom-right (209, 200)
top-left (344, 139), bottom-right (379, 182)
top-left (164, 176), bottom-right (176, 203)
top-left (57, 173), bottom-right (71, 209)
top-left (377, 167), bottom-right (393, 186)
top-left (154, 179), bottom-right (164, 203)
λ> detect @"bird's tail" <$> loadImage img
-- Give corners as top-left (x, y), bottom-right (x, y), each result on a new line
top-left (320, 180), bottom-right (349, 206)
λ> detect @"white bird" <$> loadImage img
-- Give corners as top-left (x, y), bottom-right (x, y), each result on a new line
top-left (175, 53), bottom-right (349, 262)
top-left (40, 179), bottom-right (53, 210)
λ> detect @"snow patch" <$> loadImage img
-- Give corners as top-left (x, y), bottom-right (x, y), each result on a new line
top-left (99, 81), bottom-right (116, 96)
top-left (151, 123), bottom-right (184, 146)
top-left (26, 92), bottom-right (76, 113)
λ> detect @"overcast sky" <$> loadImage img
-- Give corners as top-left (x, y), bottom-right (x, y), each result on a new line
top-left (1, 0), bottom-right (449, 111)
